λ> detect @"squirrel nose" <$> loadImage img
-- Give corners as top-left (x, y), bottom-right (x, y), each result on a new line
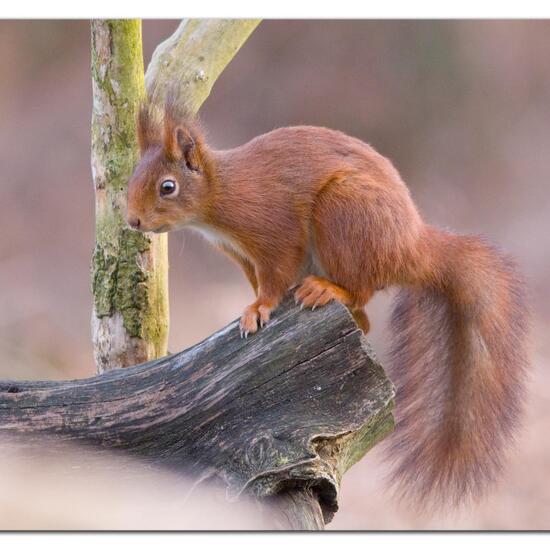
top-left (128, 216), bottom-right (141, 229)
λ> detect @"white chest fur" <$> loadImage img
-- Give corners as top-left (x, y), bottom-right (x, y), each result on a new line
top-left (188, 223), bottom-right (248, 259)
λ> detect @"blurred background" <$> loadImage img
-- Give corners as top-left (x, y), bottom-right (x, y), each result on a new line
top-left (0, 19), bottom-right (549, 529)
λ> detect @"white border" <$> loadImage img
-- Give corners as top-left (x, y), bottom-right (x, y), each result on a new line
top-left (2, 0), bottom-right (550, 19)
top-left (1, 4), bottom-right (548, 545)
top-left (1, 533), bottom-right (549, 549)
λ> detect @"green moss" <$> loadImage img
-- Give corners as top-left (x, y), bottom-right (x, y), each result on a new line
top-left (92, 229), bottom-right (152, 339)
top-left (274, 455), bottom-right (290, 467)
top-left (91, 20), bottom-right (169, 361)
top-left (341, 401), bottom-right (395, 474)
top-left (115, 229), bottom-right (151, 337)
top-left (91, 247), bottom-right (117, 317)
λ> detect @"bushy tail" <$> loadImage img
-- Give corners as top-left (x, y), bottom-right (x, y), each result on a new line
top-left (385, 228), bottom-right (529, 510)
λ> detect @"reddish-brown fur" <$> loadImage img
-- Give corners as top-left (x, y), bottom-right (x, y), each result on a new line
top-left (127, 98), bottom-right (530, 509)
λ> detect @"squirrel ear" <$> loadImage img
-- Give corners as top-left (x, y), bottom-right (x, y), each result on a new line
top-left (162, 98), bottom-right (202, 171)
top-left (165, 125), bottom-right (200, 172)
top-left (176, 127), bottom-right (201, 172)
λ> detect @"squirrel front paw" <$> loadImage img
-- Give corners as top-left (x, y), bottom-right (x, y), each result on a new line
top-left (239, 302), bottom-right (272, 338)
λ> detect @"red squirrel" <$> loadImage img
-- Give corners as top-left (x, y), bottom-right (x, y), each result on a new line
top-left (126, 97), bottom-right (529, 509)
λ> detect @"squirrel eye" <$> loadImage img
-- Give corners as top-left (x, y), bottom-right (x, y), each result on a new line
top-left (160, 179), bottom-right (177, 196)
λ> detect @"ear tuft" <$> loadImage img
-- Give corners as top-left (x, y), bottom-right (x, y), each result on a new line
top-left (136, 100), bottom-right (161, 154)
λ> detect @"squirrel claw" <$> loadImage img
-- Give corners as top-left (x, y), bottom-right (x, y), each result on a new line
top-left (240, 302), bottom-right (272, 338)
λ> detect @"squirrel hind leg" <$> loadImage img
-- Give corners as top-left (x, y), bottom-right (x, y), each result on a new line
top-left (294, 275), bottom-right (372, 332)
top-left (351, 308), bottom-right (370, 333)
top-left (294, 275), bottom-right (353, 308)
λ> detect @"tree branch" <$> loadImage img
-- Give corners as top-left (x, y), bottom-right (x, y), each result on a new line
top-left (145, 19), bottom-right (261, 111)
top-left (0, 296), bottom-right (394, 528)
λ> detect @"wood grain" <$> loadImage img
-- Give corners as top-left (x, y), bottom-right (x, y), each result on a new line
top-left (0, 295), bottom-right (394, 527)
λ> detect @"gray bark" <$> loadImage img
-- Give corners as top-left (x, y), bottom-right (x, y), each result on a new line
top-left (0, 296), bottom-right (394, 529)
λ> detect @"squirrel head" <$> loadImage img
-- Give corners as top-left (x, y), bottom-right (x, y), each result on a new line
top-left (126, 97), bottom-right (212, 233)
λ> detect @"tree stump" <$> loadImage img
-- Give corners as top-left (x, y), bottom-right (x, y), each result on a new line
top-left (0, 295), bottom-right (394, 529)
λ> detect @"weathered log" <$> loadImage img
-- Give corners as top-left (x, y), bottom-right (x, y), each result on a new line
top-left (268, 489), bottom-right (326, 530)
top-left (0, 296), bottom-right (394, 529)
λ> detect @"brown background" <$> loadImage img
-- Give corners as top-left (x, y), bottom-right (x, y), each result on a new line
top-left (0, 20), bottom-right (549, 529)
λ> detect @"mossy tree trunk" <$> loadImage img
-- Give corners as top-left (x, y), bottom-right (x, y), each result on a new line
top-left (91, 20), bottom-right (169, 372)
top-left (90, 19), bottom-right (260, 372)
